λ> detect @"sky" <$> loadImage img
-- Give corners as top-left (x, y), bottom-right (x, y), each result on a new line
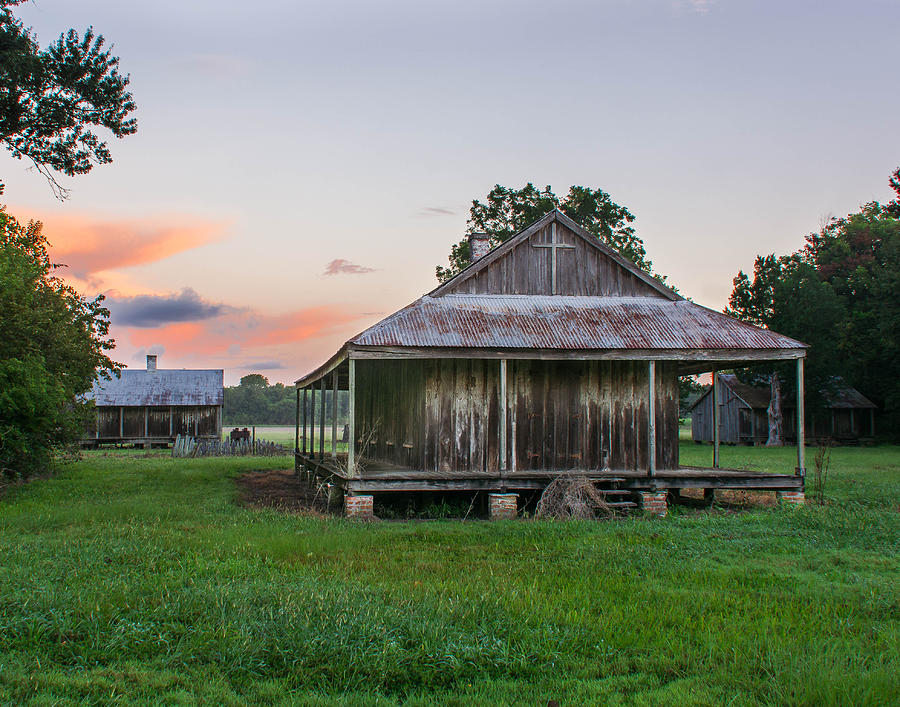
top-left (4, 0), bottom-right (899, 385)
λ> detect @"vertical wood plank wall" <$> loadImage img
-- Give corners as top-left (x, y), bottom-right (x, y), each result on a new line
top-left (443, 222), bottom-right (668, 298)
top-left (95, 405), bottom-right (221, 439)
top-left (691, 382), bottom-right (751, 444)
top-left (354, 358), bottom-right (678, 473)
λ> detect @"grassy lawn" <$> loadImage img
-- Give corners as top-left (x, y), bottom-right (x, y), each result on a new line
top-left (0, 445), bottom-right (898, 705)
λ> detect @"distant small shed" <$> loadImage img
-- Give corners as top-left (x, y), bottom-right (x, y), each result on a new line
top-left (84, 355), bottom-right (224, 446)
top-left (691, 374), bottom-right (876, 444)
top-left (691, 374), bottom-right (771, 444)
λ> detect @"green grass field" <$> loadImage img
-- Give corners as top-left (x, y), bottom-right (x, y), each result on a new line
top-left (1, 444), bottom-right (898, 705)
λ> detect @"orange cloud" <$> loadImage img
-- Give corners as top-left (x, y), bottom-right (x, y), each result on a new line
top-left (129, 322), bottom-right (205, 353)
top-left (9, 209), bottom-right (226, 287)
top-left (125, 305), bottom-right (366, 359)
top-left (252, 306), bottom-right (360, 347)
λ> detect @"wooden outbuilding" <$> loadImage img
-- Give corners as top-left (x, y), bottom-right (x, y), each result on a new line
top-left (84, 355), bottom-right (223, 447)
top-left (691, 374), bottom-right (772, 445)
top-left (691, 374), bottom-right (876, 445)
top-left (294, 210), bottom-right (810, 517)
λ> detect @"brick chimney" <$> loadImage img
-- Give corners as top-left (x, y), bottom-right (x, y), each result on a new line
top-left (468, 232), bottom-right (491, 263)
top-left (147, 354), bottom-right (158, 371)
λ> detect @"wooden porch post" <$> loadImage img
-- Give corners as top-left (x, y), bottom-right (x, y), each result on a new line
top-left (295, 388), bottom-right (301, 452)
top-left (144, 407), bottom-right (149, 438)
top-left (499, 359), bottom-right (507, 472)
top-left (797, 357), bottom-right (806, 476)
top-left (309, 385), bottom-right (315, 458)
top-left (648, 360), bottom-right (656, 476)
top-left (301, 387), bottom-right (308, 454)
top-left (319, 377), bottom-right (326, 459)
top-left (168, 406), bottom-right (173, 438)
top-left (348, 358), bottom-right (356, 477)
top-left (331, 369), bottom-right (338, 458)
top-left (119, 407), bottom-right (124, 439)
top-left (712, 370), bottom-right (720, 468)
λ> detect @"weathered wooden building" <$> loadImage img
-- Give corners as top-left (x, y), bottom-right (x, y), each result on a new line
top-left (692, 374), bottom-right (876, 444)
top-left (691, 374), bottom-right (772, 444)
top-left (294, 210), bottom-right (810, 517)
top-left (85, 355), bottom-right (223, 447)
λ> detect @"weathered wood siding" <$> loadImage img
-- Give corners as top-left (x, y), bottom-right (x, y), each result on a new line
top-left (507, 360), bottom-right (678, 472)
top-left (355, 358), bottom-right (678, 473)
top-left (98, 408), bottom-right (120, 438)
top-left (94, 405), bottom-right (219, 440)
top-left (444, 221), bottom-right (667, 297)
top-left (691, 384), bottom-right (750, 444)
top-left (355, 359), bottom-right (429, 470)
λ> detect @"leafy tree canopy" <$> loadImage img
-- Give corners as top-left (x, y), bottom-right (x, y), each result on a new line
top-left (887, 167), bottom-right (900, 219)
top-left (727, 172), bottom-right (900, 437)
top-left (0, 207), bottom-right (117, 476)
top-left (240, 373), bottom-right (269, 388)
top-left (436, 183), bottom-right (656, 282)
top-left (0, 0), bottom-right (137, 198)
top-left (224, 375), bottom-right (349, 426)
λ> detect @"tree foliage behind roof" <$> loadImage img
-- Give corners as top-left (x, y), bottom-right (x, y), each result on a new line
top-left (727, 167), bottom-right (900, 438)
top-left (0, 0), bottom-right (137, 198)
top-left (0, 206), bottom-right (118, 477)
top-left (435, 183), bottom-right (657, 282)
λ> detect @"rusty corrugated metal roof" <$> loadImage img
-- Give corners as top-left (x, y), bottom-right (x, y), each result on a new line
top-left (824, 385), bottom-right (876, 409)
top-left (718, 374), bottom-right (773, 409)
top-left (692, 374), bottom-right (876, 412)
top-left (348, 295), bottom-right (807, 351)
top-left (87, 369), bottom-right (224, 407)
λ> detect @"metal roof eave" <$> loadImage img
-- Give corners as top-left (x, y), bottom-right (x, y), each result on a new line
top-left (345, 344), bottom-right (807, 363)
top-left (294, 347), bottom-right (349, 389)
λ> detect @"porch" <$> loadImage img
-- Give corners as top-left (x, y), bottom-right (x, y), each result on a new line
top-left (293, 451), bottom-right (804, 494)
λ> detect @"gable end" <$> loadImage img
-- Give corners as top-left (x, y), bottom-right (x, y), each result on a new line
top-left (432, 210), bottom-right (678, 299)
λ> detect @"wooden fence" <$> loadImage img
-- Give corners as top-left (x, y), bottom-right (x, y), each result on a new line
top-left (171, 434), bottom-right (289, 458)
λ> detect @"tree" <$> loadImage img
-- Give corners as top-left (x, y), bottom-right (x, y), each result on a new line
top-left (728, 175), bottom-right (900, 441)
top-left (802, 201), bottom-right (900, 435)
top-left (887, 166), bottom-right (900, 219)
top-left (240, 374), bottom-right (269, 388)
top-left (435, 183), bottom-right (656, 282)
top-left (728, 252), bottom-right (846, 444)
top-left (223, 375), bottom-right (349, 426)
top-left (678, 375), bottom-right (703, 418)
top-left (0, 207), bottom-right (117, 477)
top-left (0, 1), bottom-right (137, 198)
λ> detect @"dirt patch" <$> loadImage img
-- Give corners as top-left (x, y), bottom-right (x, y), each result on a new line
top-left (678, 487), bottom-right (778, 510)
top-left (235, 469), bottom-right (331, 515)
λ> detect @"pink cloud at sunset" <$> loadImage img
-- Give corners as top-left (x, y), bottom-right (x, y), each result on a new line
top-left (7, 208), bottom-right (227, 291)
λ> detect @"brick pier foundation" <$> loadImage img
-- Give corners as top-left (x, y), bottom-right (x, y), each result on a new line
top-left (639, 490), bottom-right (668, 517)
top-left (488, 493), bottom-right (518, 520)
top-left (344, 494), bottom-right (374, 518)
top-left (777, 490), bottom-right (805, 506)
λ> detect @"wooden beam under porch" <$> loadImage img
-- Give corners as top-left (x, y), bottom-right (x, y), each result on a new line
top-left (294, 452), bottom-right (803, 494)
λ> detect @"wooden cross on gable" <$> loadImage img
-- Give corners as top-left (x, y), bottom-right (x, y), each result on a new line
top-left (532, 222), bottom-right (575, 294)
